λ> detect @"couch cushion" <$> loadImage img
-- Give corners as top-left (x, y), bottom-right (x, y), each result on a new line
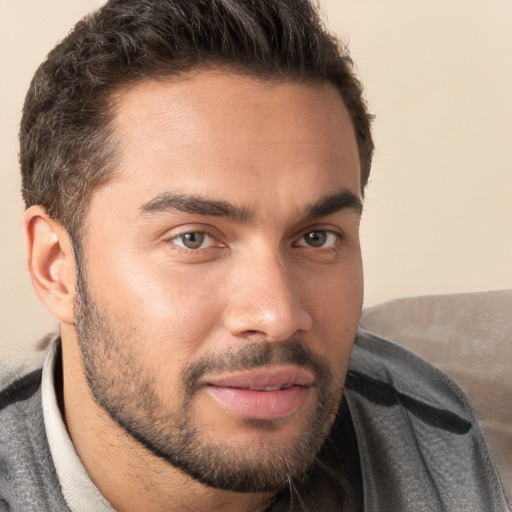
top-left (361, 289), bottom-right (512, 506)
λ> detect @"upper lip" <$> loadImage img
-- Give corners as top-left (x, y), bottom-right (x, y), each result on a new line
top-left (203, 366), bottom-right (315, 390)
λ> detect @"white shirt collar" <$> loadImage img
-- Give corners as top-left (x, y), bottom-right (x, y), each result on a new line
top-left (41, 340), bottom-right (115, 512)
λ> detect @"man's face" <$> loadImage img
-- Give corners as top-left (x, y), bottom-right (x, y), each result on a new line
top-left (74, 71), bottom-right (363, 492)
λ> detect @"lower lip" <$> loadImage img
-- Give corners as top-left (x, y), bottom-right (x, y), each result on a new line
top-left (205, 385), bottom-right (308, 420)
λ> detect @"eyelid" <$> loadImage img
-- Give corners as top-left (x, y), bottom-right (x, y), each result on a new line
top-left (292, 224), bottom-right (344, 244)
top-left (294, 230), bottom-right (341, 248)
top-left (162, 223), bottom-right (217, 239)
top-left (163, 225), bottom-right (226, 250)
top-left (172, 232), bottom-right (215, 250)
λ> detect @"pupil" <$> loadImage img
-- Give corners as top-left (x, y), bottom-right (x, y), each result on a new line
top-left (183, 232), bottom-right (204, 249)
top-left (306, 231), bottom-right (326, 247)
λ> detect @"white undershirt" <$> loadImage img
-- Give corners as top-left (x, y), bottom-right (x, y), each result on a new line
top-left (41, 341), bottom-right (115, 512)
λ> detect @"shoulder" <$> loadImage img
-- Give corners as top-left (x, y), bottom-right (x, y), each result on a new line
top-left (345, 328), bottom-right (509, 511)
top-left (0, 337), bottom-right (46, 442)
top-left (0, 368), bottom-right (43, 417)
top-left (348, 328), bottom-right (474, 428)
top-left (0, 367), bottom-right (48, 510)
top-left (0, 332), bottom-right (53, 391)
top-left (0, 336), bottom-right (69, 511)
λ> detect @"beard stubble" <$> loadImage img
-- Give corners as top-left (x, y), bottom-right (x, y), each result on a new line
top-left (73, 270), bottom-right (345, 493)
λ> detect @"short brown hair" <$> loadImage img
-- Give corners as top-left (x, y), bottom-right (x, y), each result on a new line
top-left (20, 0), bottom-right (374, 242)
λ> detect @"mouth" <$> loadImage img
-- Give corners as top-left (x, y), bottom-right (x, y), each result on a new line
top-left (202, 366), bottom-right (314, 420)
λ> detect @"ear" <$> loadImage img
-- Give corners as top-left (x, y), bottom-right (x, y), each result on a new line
top-left (23, 206), bottom-right (77, 325)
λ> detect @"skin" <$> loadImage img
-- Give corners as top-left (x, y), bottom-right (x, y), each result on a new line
top-left (25, 71), bottom-right (363, 512)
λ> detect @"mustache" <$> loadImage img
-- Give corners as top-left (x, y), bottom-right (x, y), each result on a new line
top-left (181, 339), bottom-right (331, 397)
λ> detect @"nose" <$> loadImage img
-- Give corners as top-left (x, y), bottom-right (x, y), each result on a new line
top-left (223, 249), bottom-right (313, 342)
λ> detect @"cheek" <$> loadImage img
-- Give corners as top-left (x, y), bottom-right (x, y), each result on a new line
top-left (87, 246), bottom-right (226, 359)
top-left (134, 277), bottom-right (226, 359)
top-left (302, 244), bottom-right (363, 311)
top-left (303, 260), bottom-right (363, 360)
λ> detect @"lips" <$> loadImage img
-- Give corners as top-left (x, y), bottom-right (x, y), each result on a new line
top-left (202, 366), bottom-right (314, 420)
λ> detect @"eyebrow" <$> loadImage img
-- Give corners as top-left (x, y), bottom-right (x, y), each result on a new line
top-left (305, 189), bottom-right (363, 219)
top-left (139, 188), bottom-right (362, 222)
top-left (140, 192), bottom-right (252, 222)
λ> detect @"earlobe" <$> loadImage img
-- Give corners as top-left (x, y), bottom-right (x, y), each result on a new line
top-left (23, 206), bottom-right (76, 325)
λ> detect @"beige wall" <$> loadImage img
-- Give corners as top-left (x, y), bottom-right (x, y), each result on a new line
top-left (1, 0), bottom-right (511, 351)
top-left (321, 0), bottom-right (512, 305)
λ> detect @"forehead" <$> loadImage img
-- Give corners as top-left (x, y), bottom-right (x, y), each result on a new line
top-left (98, 71), bottom-right (360, 219)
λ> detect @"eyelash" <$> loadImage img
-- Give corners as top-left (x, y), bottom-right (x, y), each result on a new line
top-left (294, 230), bottom-right (341, 249)
top-left (167, 228), bottom-right (342, 252)
top-left (169, 231), bottom-right (220, 251)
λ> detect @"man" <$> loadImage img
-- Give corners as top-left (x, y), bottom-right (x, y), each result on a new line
top-left (0, 0), bottom-right (507, 510)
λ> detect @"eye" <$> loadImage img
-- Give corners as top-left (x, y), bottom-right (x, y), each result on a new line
top-left (171, 232), bottom-right (215, 250)
top-left (296, 230), bottom-right (339, 248)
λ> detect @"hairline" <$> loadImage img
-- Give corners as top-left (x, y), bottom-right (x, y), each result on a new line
top-left (72, 65), bottom-right (363, 251)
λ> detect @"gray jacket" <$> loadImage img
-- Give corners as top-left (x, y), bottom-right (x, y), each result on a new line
top-left (0, 330), bottom-right (508, 511)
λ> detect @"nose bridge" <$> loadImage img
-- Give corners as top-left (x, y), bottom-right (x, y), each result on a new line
top-left (224, 243), bottom-right (313, 341)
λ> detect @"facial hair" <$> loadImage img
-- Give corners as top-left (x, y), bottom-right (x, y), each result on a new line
top-left (73, 270), bottom-right (345, 493)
